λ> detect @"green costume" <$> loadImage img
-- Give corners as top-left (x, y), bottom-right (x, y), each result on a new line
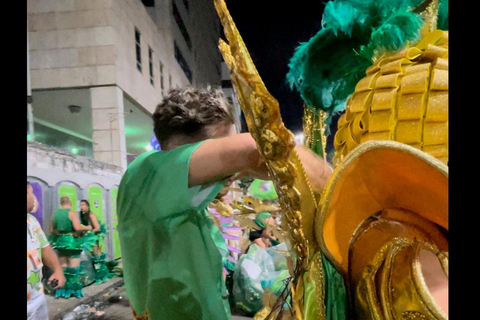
top-left (117, 141), bottom-right (231, 320)
top-left (49, 208), bottom-right (85, 298)
top-left (80, 211), bottom-right (113, 284)
top-left (50, 208), bottom-right (84, 256)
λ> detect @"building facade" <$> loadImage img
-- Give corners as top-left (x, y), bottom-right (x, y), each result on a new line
top-left (27, 0), bottom-right (225, 170)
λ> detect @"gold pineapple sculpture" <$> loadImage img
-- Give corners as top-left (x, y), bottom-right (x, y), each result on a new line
top-left (333, 23), bottom-right (448, 166)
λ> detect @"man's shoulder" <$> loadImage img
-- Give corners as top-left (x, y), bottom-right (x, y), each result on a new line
top-left (128, 150), bottom-right (159, 170)
top-left (27, 214), bottom-right (40, 225)
top-left (27, 214), bottom-right (46, 233)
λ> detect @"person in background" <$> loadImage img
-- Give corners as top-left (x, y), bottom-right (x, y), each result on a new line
top-left (79, 199), bottom-right (101, 249)
top-left (49, 196), bottom-right (92, 298)
top-left (27, 181), bottom-right (66, 319)
top-left (248, 211), bottom-right (278, 250)
top-left (79, 199), bottom-right (113, 284)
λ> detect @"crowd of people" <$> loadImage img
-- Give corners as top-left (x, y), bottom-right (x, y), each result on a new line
top-left (27, 184), bottom-right (116, 319)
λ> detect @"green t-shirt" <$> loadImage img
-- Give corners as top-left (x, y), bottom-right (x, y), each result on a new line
top-left (117, 141), bottom-right (231, 320)
top-left (53, 208), bottom-right (74, 233)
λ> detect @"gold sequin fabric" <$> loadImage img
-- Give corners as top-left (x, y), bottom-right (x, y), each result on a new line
top-left (333, 30), bottom-right (448, 166)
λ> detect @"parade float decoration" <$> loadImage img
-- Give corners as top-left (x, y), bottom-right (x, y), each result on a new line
top-left (215, 0), bottom-right (448, 318)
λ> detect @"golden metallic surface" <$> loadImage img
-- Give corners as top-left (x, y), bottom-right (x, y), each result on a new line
top-left (214, 0), bottom-right (324, 318)
top-left (215, 0), bottom-right (448, 319)
top-left (317, 140), bottom-right (448, 319)
top-left (214, 0), bottom-right (317, 271)
top-left (209, 199), bottom-right (234, 216)
top-left (254, 307), bottom-right (275, 320)
top-left (317, 140), bottom-right (448, 275)
top-left (416, 0), bottom-right (440, 37)
top-left (302, 251), bottom-right (326, 319)
top-left (302, 108), bottom-right (328, 158)
top-left (333, 29), bottom-right (448, 166)
top-left (352, 236), bottom-right (447, 320)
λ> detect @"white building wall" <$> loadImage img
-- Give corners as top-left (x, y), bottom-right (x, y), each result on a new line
top-left (111, 0), bottom-right (170, 114)
top-left (27, 141), bottom-right (123, 190)
top-left (190, 0), bottom-right (222, 86)
top-left (27, 0), bottom-right (117, 89)
top-left (27, 0), bottom-right (222, 115)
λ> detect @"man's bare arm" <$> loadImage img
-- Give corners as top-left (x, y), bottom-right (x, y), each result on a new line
top-left (295, 145), bottom-right (333, 193)
top-left (41, 245), bottom-right (66, 289)
top-left (188, 133), bottom-right (268, 187)
top-left (189, 133), bottom-right (332, 193)
top-left (89, 213), bottom-right (101, 233)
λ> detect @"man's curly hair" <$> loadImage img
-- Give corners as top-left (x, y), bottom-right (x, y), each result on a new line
top-left (153, 86), bottom-right (236, 148)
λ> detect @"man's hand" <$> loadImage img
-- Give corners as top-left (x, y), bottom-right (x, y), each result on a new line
top-left (49, 270), bottom-right (66, 289)
top-left (41, 245), bottom-right (66, 289)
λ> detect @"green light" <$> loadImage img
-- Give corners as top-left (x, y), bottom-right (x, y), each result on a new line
top-left (27, 134), bottom-right (32, 141)
top-left (124, 127), bottom-right (141, 135)
top-left (71, 147), bottom-right (79, 154)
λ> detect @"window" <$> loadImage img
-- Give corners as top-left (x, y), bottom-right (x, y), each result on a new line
top-left (172, 2), bottom-right (191, 50)
top-left (149, 47), bottom-right (154, 86)
top-left (135, 28), bottom-right (142, 72)
top-left (141, 0), bottom-right (155, 7)
top-left (222, 80), bottom-right (232, 88)
top-left (159, 61), bottom-right (164, 91)
top-left (174, 41), bottom-right (192, 83)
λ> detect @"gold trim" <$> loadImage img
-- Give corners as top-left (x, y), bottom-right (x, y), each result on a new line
top-left (411, 243), bottom-right (448, 320)
top-left (317, 140), bottom-right (448, 278)
top-left (214, 0), bottom-right (318, 274)
top-left (303, 108), bottom-right (328, 159)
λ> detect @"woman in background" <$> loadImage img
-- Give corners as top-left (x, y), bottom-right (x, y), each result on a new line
top-left (79, 199), bottom-right (112, 284)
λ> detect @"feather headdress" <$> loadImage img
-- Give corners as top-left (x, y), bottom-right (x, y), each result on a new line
top-left (286, 0), bottom-right (448, 127)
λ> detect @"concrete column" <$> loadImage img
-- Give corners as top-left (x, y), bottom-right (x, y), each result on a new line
top-left (90, 86), bottom-right (128, 171)
top-left (27, 27), bottom-right (35, 141)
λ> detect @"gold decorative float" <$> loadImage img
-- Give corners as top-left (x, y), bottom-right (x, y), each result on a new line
top-left (214, 0), bottom-right (448, 319)
top-left (214, 0), bottom-right (323, 318)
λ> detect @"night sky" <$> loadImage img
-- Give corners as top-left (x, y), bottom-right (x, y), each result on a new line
top-left (222, 1), bottom-right (326, 134)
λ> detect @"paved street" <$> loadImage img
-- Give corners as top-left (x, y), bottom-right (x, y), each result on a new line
top-left (46, 265), bottom-right (253, 320)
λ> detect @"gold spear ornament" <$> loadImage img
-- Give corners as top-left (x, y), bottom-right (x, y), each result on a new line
top-left (213, 0), bottom-right (321, 318)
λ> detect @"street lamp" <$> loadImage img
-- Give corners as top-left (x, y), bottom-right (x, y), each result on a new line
top-left (294, 132), bottom-right (305, 145)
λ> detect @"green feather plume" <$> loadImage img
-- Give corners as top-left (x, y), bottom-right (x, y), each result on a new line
top-left (286, 0), bottom-right (448, 123)
top-left (437, 0), bottom-right (448, 30)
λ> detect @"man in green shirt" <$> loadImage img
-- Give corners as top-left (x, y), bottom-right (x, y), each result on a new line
top-left (117, 86), bottom-right (333, 319)
top-left (49, 196), bottom-right (92, 298)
